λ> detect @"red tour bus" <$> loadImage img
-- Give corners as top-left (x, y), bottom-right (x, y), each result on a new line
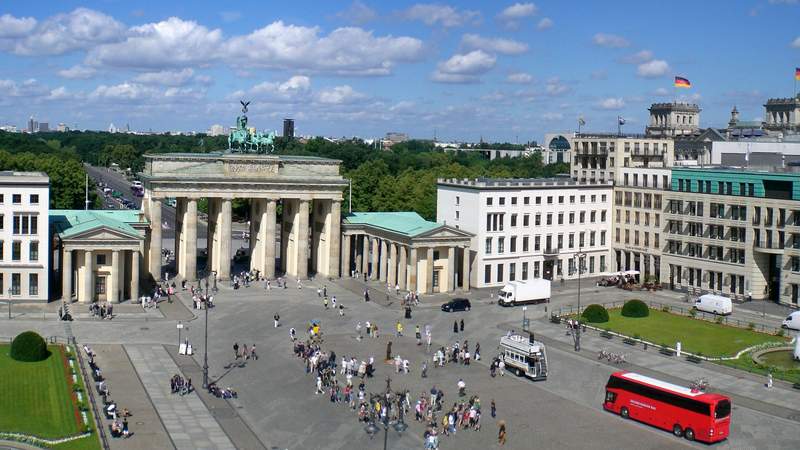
top-left (604, 371), bottom-right (731, 443)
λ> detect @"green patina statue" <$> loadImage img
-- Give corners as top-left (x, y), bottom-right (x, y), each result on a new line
top-left (228, 100), bottom-right (277, 153)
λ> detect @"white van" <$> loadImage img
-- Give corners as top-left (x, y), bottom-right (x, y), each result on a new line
top-left (782, 311), bottom-right (800, 331)
top-left (694, 294), bottom-right (733, 315)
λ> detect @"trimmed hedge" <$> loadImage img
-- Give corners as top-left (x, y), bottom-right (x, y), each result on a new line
top-left (581, 304), bottom-right (609, 323)
top-left (10, 331), bottom-right (49, 362)
top-left (622, 299), bottom-right (649, 318)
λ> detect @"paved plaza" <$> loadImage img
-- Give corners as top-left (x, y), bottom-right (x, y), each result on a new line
top-left (1, 277), bottom-right (799, 449)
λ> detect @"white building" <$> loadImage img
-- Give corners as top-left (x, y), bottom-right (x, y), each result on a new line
top-left (437, 177), bottom-right (613, 289)
top-left (207, 124), bottom-right (226, 136)
top-left (0, 172), bottom-right (50, 302)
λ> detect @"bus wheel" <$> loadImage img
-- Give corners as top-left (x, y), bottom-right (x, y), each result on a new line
top-left (620, 407), bottom-right (629, 419)
top-left (684, 428), bottom-right (695, 441)
top-left (516, 367), bottom-right (523, 377)
top-left (672, 425), bottom-right (683, 437)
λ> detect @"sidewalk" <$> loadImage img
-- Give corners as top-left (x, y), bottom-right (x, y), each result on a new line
top-left (90, 344), bottom-right (173, 450)
top-left (126, 344), bottom-right (235, 450)
top-left (534, 318), bottom-right (800, 421)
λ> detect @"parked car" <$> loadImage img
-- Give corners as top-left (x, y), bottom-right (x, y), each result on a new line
top-left (441, 298), bottom-right (471, 312)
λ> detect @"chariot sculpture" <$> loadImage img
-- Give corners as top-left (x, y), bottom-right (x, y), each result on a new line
top-left (227, 100), bottom-right (277, 153)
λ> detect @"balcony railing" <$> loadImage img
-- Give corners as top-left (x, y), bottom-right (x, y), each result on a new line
top-left (543, 247), bottom-right (560, 256)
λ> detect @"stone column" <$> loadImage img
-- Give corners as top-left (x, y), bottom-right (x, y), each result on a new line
top-left (371, 238), bottom-right (379, 280)
top-left (355, 236), bottom-right (363, 276)
top-left (149, 198), bottom-right (162, 281)
top-left (388, 243), bottom-right (397, 288)
top-left (447, 247), bottom-right (456, 292)
top-left (310, 201), bottom-right (320, 275)
top-left (264, 199), bottom-right (277, 278)
top-left (398, 245), bottom-right (407, 290)
top-left (249, 200), bottom-right (258, 255)
top-left (182, 199), bottom-right (198, 281)
top-left (83, 250), bottom-right (93, 303)
top-left (379, 240), bottom-right (388, 283)
top-left (426, 247), bottom-right (434, 294)
top-left (461, 247), bottom-right (470, 291)
top-left (62, 249), bottom-right (72, 302)
top-left (110, 250), bottom-right (120, 303)
top-left (296, 200), bottom-right (309, 279)
top-left (362, 236), bottom-right (370, 276)
top-left (207, 198), bottom-right (217, 276)
top-left (341, 234), bottom-right (351, 279)
top-left (408, 247), bottom-right (418, 292)
top-left (328, 200), bottom-right (341, 278)
top-left (131, 250), bottom-right (140, 302)
top-left (218, 199), bottom-right (232, 280)
top-left (174, 198), bottom-right (184, 277)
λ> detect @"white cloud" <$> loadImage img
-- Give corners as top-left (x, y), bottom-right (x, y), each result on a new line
top-left (620, 50), bottom-right (653, 64)
top-left (545, 77), bottom-right (569, 96)
top-left (47, 86), bottom-right (74, 101)
top-left (597, 97), bottom-right (625, 110)
top-left (401, 4), bottom-right (480, 27)
top-left (317, 85), bottom-right (367, 104)
top-left (88, 17), bottom-right (224, 69)
top-left (592, 33), bottom-right (630, 48)
top-left (461, 34), bottom-right (528, 55)
top-left (89, 83), bottom-right (159, 101)
top-left (498, 3), bottom-right (538, 20)
top-left (337, 1), bottom-right (377, 25)
top-left (233, 75), bottom-right (312, 103)
top-left (0, 78), bottom-right (49, 97)
top-left (0, 14), bottom-right (37, 38)
top-left (637, 59), bottom-right (670, 78)
top-left (536, 18), bottom-right (553, 30)
top-left (57, 65), bottom-right (97, 79)
top-left (224, 22), bottom-right (424, 75)
top-left (769, 0), bottom-right (798, 4)
top-left (541, 112), bottom-right (563, 121)
top-left (507, 72), bottom-right (533, 84)
top-left (133, 69), bottom-right (196, 86)
top-left (2, 8), bottom-right (124, 56)
top-left (653, 87), bottom-right (670, 96)
top-left (431, 50), bottom-right (496, 83)
top-left (792, 36), bottom-right (800, 48)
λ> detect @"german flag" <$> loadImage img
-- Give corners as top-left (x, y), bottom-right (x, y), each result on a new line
top-left (674, 76), bottom-right (691, 88)
top-left (795, 67), bottom-right (800, 81)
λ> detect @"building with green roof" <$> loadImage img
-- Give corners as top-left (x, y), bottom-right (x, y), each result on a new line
top-left (50, 210), bottom-right (148, 304)
top-left (342, 212), bottom-right (474, 293)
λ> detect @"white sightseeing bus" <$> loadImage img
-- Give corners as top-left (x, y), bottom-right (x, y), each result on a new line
top-left (499, 333), bottom-right (548, 381)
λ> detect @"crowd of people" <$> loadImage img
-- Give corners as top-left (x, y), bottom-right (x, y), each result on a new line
top-left (84, 345), bottom-right (132, 439)
top-left (89, 302), bottom-right (114, 319)
top-left (170, 374), bottom-right (193, 395)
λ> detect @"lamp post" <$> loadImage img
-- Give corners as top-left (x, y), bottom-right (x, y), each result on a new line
top-left (202, 273), bottom-right (210, 389)
top-left (364, 376), bottom-right (407, 450)
top-left (7, 287), bottom-right (12, 319)
top-left (574, 247), bottom-right (587, 352)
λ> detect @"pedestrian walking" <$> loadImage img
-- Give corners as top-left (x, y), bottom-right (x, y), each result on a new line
top-left (453, 320), bottom-right (458, 334)
top-left (332, 296), bottom-right (337, 309)
top-left (324, 297), bottom-right (329, 309)
top-left (767, 372), bottom-right (774, 389)
top-left (233, 342), bottom-right (239, 359)
top-left (339, 304), bottom-right (345, 317)
top-left (323, 286), bottom-right (328, 298)
top-left (396, 321), bottom-right (404, 337)
top-left (273, 313), bottom-right (280, 328)
top-left (251, 344), bottom-right (258, 360)
top-left (415, 325), bottom-right (422, 345)
top-left (475, 342), bottom-right (481, 361)
top-left (460, 319), bottom-right (464, 332)
top-left (317, 287), bottom-right (322, 297)
top-left (289, 327), bottom-right (296, 341)
top-left (491, 399), bottom-right (496, 418)
top-left (498, 420), bottom-right (506, 446)
top-left (499, 359), bottom-right (505, 376)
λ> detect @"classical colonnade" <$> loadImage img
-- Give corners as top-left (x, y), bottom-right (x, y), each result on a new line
top-left (341, 233), bottom-right (470, 294)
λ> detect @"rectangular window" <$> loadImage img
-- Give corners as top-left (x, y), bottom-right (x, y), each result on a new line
top-left (509, 263), bottom-right (516, 281)
top-left (0, 214), bottom-right (3, 230)
top-left (486, 197), bottom-right (493, 206)
top-left (601, 231), bottom-right (606, 246)
top-left (484, 265), bottom-right (491, 284)
top-left (510, 236), bottom-right (517, 253)
top-left (485, 238), bottom-right (492, 254)
top-left (455, 196), bottom-right (460, 205)
top-left (499, 197), bottom-right (505, 206)
top-left (534, 261), bottom-right (540, 278)
top-left (546, 214), bottom-right (552, 225)
top-left (536, 196), bottom-right (541, 205)
top-left (522, 236), bottom-right (529, 252)
top-left (0, 240), bottom-right (3, 260)
top-left (558, 196), bottom-right (564, 204)
top-left (570, 212), bottom-right (575, 224)
top-left (524, 196), bottom-right (529, 205)
top-left (591, 211), bottom-right (596, 223)
top-left (95, 276), bottom-right (106, 294)
top-left (498, 237), bottom-right (505, 254)
top-left (11, 273), bottom-right (20, 295)
top-left (497, 264), bottom-right (504, 283)
top-left (12, 216), bottom-right (20, 234)
top-left (97, 254), bottom-right (107, 265)
top-left (511, 197), bottom-right (517, 205)
top-left (12, 194), bottom-right (21, 204)
top-left (523, 214), bottom-right (530, 227)
top-left (12, 241), bottom-right (21, 261)
top-left (535, 214), bottom-right (541, 226)
top-left (558, 213), bottom-right (564, 225)
top-left (30, 215), bottom-right (37, 234)
top-left (579, 211), bottom-right (585, 223)
top-left (30, 194), bottom-right (39, 204)
top-left (522, 262), bottom-right (528, 280)
top-left (29, 273), bottom-right (38, 296)
top-left (511, 214), bottom-right (517, 227)
top-left (534, 236), bottom-right (541, 251)
top-left (29, 241), bottom-right (38, 261)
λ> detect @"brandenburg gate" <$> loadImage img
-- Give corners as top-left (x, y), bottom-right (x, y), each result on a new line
top-left (139, 152), bottom-right (347, 282)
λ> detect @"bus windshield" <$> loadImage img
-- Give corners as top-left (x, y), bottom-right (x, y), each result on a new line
top-left (714, 400), bottom-right (731, 419)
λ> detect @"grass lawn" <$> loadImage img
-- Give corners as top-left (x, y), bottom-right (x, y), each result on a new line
top-left (0, 344), bottom-right (101, 450)
top-left (595, 309), bottom-right (785, 357)
top-left (718, 353), bottom-right (800, 385)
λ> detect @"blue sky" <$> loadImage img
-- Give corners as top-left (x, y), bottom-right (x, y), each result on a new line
top-left (0, 0), bottom-right (799, 142)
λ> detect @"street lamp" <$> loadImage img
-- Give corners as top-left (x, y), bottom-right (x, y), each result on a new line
top-left (7, 287), bottom-right (11, 319)
top-left (202, 273), bottom-right (210, 389)
top-left (363, 376), bottom-right (407, 450)
top-left (574, 247), bottom-right (587, 352)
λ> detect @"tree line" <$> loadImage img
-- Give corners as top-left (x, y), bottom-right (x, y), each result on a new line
top-left (0, 131), bottom-right (566, 219)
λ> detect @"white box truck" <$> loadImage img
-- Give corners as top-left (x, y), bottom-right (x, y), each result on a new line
top-left (498, 279), bottom-right (551, 307)
top-left (694, 294), bottom-right (733, 315)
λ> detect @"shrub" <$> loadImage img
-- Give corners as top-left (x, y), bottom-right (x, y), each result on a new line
top-left (715, 316), bottom-right (724, 325)
top-left (748, 322), bottom-right (755, 331)
top-left (689, 308), bottom-right (697, 318)
top-left (621, 299), bottom-right (649, 318)
top-left (9, 331), bottom-right (49, 362)
top-left (581, 304), bottom-right (609, 323)
top-left (661, 305), bottom-right (670, 313)
top-left (777, 328), bottom-right (785, 337)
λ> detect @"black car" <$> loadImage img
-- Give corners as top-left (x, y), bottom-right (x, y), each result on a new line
top-left (441, 298), bottom-right (471, 312)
